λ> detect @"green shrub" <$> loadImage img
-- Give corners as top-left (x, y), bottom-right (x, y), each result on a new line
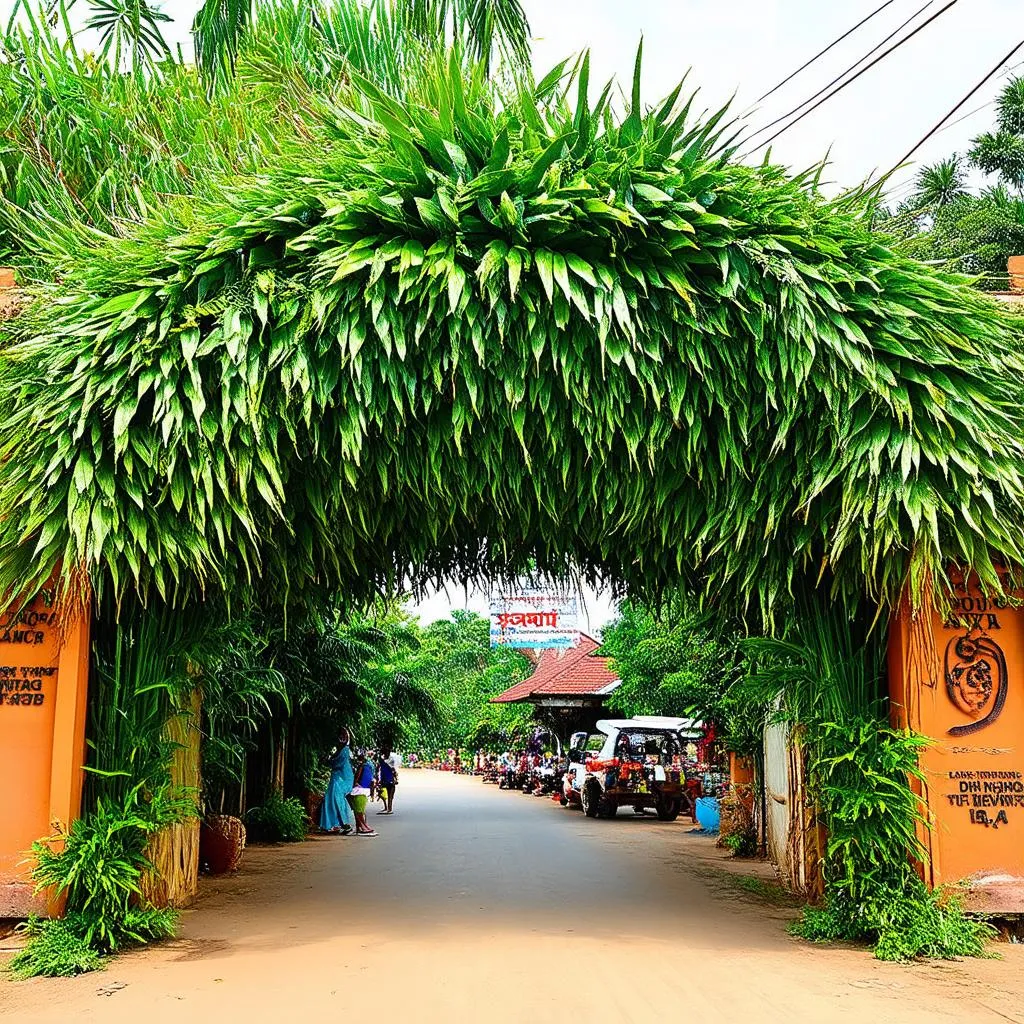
top-left (5, 905), bottom-right (179, 980)
top-left (30, 783), bottom-right (189, 953)
top-left (7, 917), bottom-right (104, 979)
top-left (793, 879), bottom-right (996, 961)
top-left (721, 828), bottom-right (758, 858)
top-left (115, 907), bottom-right (180, 947)
top-left (12, 780), bottom-right (189, 978)
top-left (747, 604), bottom-right (999, 963)
top-left (246, 794), bottom-right (307, 843)
top-left (793, 715), bottom-right (998, 961)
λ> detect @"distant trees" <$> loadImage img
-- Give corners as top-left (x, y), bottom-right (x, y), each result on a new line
top-left (196, 605), bottom-right (533, 815)
top-left (881, 77), bottom-right (1024, 283)
top-left (392, 611), bottom-right (534, 755)
top-left (599, 600), bottom-right (762, 758)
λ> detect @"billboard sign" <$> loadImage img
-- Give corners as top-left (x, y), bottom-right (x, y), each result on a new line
top-left (489, 588), bottom-right (580, 649)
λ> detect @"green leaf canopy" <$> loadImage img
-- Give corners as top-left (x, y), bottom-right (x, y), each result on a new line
top-left (1, 51), bottom-right (1022, 619)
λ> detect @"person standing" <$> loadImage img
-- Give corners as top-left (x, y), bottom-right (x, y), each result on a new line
top-left (348, 753), bottom-right (378, 836)
top-left (319, 727), bottom-right (354, 835)
top-left (377, 747), bottom-right (398, 815)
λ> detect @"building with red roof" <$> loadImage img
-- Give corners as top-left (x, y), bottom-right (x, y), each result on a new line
top-left (491, 634), bottom-right (620, 745)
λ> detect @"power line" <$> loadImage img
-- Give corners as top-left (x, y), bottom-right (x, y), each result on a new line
top-left (934, 60), bottom-right (1024, 134)
top-left (935, 100), bottom-right (995, 134)
top-left (886, 180), bottom-right (920, 201)
top-left (888, 37), bottom-right (1024, 172)
top-left (746, 0), bottom-right (960, 154)
top-left (748, 0), bottom-right (936, 139)
top-left (880, 59), bottom-right (1024, 202)
top-left (753, 0), bottom-right (901, 104)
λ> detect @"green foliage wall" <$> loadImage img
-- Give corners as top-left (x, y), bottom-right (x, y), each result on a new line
top-left (1, 45), bottom-right (1023, 630)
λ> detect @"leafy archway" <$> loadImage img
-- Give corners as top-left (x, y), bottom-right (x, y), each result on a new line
top-left (1, 51), bottom-right (1021, 622)
top-left (3, 37), bottom-right (1022, 973)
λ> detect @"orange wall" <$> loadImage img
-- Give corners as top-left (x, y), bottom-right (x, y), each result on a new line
top-left (889, 576), bottom-right (1024, 912)
top-left (0, 594), bottom-right (90, 917)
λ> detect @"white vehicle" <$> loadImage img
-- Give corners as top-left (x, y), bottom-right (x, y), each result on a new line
top-left (562, 716), bottom-right (703, 821)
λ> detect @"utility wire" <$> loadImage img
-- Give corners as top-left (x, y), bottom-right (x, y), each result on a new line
top-left (934, 100), bottom-right (994, 134)
top-left (881, 59), bottom-right (1024, 203)
top-left (747, 0), bottom-right (936, 142)
top-left (746, 0), bottom-right (959, 154)
top-left (754, 0), bottom-right (900, 104)
top-left (888, 37), bottom-right (1024, 172)
top-left (934, 60), bottom-right (1024, 134)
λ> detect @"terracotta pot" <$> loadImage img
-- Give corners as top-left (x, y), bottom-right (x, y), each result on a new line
top-left (200, 815), bottom-right (246, 875)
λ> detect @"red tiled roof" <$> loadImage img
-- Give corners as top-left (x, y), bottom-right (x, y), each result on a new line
top-left (491, 634), bottom-right (620, 703)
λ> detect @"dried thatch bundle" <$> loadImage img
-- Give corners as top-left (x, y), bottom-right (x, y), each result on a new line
top-left (139, 692), bottom-right (201, 908)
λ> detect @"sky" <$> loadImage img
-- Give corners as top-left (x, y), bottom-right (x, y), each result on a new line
top-left (9, 0), bottom-right (1022, 627)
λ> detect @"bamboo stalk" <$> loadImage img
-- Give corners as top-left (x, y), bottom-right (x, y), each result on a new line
top-left (140, 689), bottom-right (202, 908)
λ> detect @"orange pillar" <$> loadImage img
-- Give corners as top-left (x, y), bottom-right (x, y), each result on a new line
top-left (729, 752), bottom-right (755, 809)
top-left (889, 575), bottom-right (1024, 913)
top-left (0, 595), bottom-right (91, 917)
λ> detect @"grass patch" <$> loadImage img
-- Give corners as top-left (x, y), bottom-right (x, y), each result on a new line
top-left (703, 868), bottom-right (800, 908)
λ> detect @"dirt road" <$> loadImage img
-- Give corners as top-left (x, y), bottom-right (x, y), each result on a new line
top-left (3, 771), bottom-right (1024, 1023)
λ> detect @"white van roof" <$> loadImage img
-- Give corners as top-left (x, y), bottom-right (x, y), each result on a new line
top-left (596, 716), bottom-right (704, 738)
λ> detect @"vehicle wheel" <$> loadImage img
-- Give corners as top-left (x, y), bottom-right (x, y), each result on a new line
top-left (598, 798), bottom-right (617, 818)
top-left (559, 796), bottom-right (569, 807)
top-left (655, 797), bottom-right (681, 822)
top-left (582, 781), bottom-right (602, 818)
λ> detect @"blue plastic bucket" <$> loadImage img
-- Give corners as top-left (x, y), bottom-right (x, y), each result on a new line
top-left (695, 796), bottom-right (720, 833)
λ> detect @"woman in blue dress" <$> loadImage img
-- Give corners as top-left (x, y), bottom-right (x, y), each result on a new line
top-left (319, 727), bottom-right (354, 834)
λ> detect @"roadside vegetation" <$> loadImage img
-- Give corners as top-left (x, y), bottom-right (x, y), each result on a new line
top-left (601, 594), bottom-right (997, 960)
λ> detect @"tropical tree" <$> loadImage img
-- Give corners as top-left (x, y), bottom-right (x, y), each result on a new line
top-left (261, 607), bottom-right (431, 794)
top-left (191, 0), bottom-right (530, 88)
top-left (600, 600), bottom-right (760, 756)
top-left (84, 0), bottom-right (174, 74)
top-left (888, 184), bottom-right (1024, 279)
top-left (884, 77), bottom-right (1024, 282)
top-left (969, 76), bottom-right (1024, 189)
top-left (911, 157), bottom-right (967, 211)
top-left (387, 611), bottom-right (532, 754)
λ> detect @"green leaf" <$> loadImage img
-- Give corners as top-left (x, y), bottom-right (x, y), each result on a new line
top-left (535, 250), bottom-right (555, 303)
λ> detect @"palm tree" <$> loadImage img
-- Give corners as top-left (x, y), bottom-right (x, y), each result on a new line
top-left (192, 0), bottom-right (530, 88)
top-left (911, 156), bottom-right (967, 210)
top-left (85, 0), bottom-right (173, 75)
top-left (970, 77), bottom-right (1024, 190)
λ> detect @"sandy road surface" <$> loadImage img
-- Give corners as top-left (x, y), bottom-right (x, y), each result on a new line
top-left (3, 770), bottom-right (1024, 1024)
